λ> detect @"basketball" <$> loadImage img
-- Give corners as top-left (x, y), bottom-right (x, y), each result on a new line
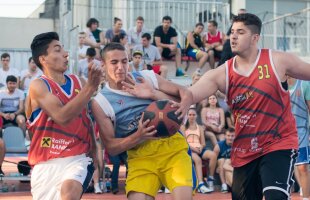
top-left (143, 100), bottom-right (182, 137)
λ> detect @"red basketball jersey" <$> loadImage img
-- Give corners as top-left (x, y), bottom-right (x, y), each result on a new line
top-left (27, 74), bottom-right (92, 166)
top-left (226, 49), bottom-right (298, 167)
top-left (205, 31), bottom-right (222, 44)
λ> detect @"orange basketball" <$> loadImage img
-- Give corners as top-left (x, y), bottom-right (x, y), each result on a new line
top-left (143, 100), bottom-right (182, 137)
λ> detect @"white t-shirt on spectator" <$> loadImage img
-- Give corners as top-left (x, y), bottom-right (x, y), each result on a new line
top-left (0, 88), bottom-right (24, 113)
top-left (127, 26), bottom-right (148, 46)
top-left (0, 67), bottom-right (20, 88)
top-left (133, 44), bottom-right (161, 65)
top-left (78, 58), bottom-right (101, 79)
top-left (20, 69), bottom-right (43, 91)
top-left (78, 45), bottom-right (90, 60)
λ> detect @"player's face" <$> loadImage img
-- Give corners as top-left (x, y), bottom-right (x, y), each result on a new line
top-left (7, 81), bottom-right (17, 93)
top-left (225, 131), bottom-right (235, 145)
top-left (230, 22), bottom-right (259, 55)
top-left (103, 50), bottom-right (128, 86)
top-left (187, 109), bottom-right (197, 122)
top-left (41, 40), bottom-right (68, 73)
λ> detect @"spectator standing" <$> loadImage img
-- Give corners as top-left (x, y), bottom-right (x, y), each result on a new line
top-left (77, 32), bottom-right (90, 60)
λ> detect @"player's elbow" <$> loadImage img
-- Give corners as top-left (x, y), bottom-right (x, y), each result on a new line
top-left (105, 145), bottom-right (119, 156)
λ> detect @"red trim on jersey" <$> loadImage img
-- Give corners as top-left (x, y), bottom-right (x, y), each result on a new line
top-left (226, 49), bottom-right (298, 167)
top-left (205, 31), bottom-right (222, 44)
top-left (27, 74), bottom-right (92, 166)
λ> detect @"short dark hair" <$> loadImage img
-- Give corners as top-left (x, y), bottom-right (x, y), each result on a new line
top-left (86, 48), bottom-right (96, 57)
top-left (1, 53), bottom-right (10, 60)
top-left (28, 57), bottom-right (33, 63)
top-left (6, 75), bottom-right (17, 83)
top-left (208, 20), bottom-right (218, 27)
top-left (232, 13), bottom-right (262, 35)
top-left (114, 17), bottom-right (122, 24)
top-left (226, 127), bottom-right (235, 133)
top-left (100, 42), bottom-right (126, 60)
top-left (112, 33), bottom-right (127, 43)
top-left (141, 33), bottom-right (151, 40)
top-left (86, 18), bottom-right (99, 28)
top-left (136, 16), bottom-right (144, 21)
top-left (195, 22), bottom-right (204, 28)
top-left (30, 32), bottom-right (59, 70)
top-left (162, 16), bottom-right (172, 23)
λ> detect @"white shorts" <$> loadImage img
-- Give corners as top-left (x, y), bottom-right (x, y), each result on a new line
top-left (31, 154), bottom-right (94, 200)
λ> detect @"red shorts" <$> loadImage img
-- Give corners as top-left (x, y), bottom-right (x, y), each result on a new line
top-left (152, 65), bottom-right (161, 74)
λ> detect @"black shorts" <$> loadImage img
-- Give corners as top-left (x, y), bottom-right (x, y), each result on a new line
top-left (232, 149), bottom-right (297, 200)
top-left (162, 48), bottom-right (173, 59)
top-left (1, 112), bottom-right (18, 127)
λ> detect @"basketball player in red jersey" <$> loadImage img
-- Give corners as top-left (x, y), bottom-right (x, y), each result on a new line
top-left (26, 32), bottom-right (102, 200)
top-left (175, 13), bottom-right (310, 199)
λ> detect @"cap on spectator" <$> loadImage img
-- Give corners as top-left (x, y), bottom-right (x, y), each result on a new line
top-left (132, 50), bottom-right (143, 57)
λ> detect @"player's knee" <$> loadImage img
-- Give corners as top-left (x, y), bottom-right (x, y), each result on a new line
top-left (264, 189), bottom-right (288, 200)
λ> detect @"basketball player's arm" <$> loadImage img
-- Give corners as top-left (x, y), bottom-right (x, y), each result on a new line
top-left (27, 65), bottom-right (102, 126)
top-left (91, 100), bottom-right (157, 156)
top-left (273, 51), bottom-right (310, 80)
top-left (175, 65), bottom-right (226, 119)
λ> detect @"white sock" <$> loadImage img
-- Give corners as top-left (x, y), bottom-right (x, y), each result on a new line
top-left (199, 181), bottom-right (204, 185)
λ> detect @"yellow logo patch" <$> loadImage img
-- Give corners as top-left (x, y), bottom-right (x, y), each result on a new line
top-left (41, 137), bottom-right (52, 147)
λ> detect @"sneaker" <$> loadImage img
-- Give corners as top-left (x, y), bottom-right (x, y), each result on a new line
top-left (94, 184), bottom-right (103, 194)
top-left (197, 183), bottom-right (212, 194)
top-left (207, 177), bottom-right (215, 192)
top-left (164, 188), bottom-right (171, 194)
top-left (0, 168), bottom-right (4, 176)
top-left (99, 180), bottom-right (107, 193)
top-left (112, 188), bottom-right (119, 194)
top-left (221, 183), bottom-right (228, 193)
top-left (175, 68), bottom-right (186, 77)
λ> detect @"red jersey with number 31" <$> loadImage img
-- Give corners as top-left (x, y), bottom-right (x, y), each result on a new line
top-left (226, 49), bottom-right (298, 167)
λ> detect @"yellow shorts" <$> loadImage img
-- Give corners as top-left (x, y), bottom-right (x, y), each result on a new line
top-left (126, 132), bottom-right (196, 197)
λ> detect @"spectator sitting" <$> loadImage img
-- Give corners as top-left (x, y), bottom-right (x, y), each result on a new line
top-left (180, 108), bottom-right (217, 193)
top-left (78, 48), bottom-right (101, 80)
top-left (20, 57), bottom-right (43, 94)
top-left (112, 33), bottom-right (131, 60)
top-left (133, 33), bottom-right (168, 78)
top-left (0, 53), bottom-right (20, 88)
top-left (0, 75), bottom-right (26, 135)
top-left (203, 20), bottom-right (226, 69)
top-left (77, 32), bottom-right (90, 60)
top-left (105, 17), bottom-right (126, 43)
top-left (213, 128), bottom-right (235, 192)
top-left (127, 16), bottom-right (148, 49)
top-left (225, 109), bottom-right (235, 130)
top-left (201, 94), bottom-right (225, 146)
top-left (185, 23), bottom-right (209, 74)
top-left (153, 16), bottom-right (186, 76)
top-left (0, 137), bottom-right (5, 176)
top-left (129, 51), bottom-right (144, 72)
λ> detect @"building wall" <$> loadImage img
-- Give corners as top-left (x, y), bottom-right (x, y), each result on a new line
top-left (0, 18), bottom-right (54, 49)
